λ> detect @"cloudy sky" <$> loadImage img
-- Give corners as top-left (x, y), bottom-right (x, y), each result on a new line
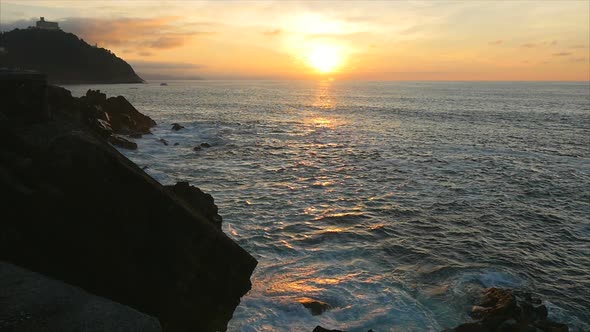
top-left (2, 0), bottom-right (589, 80)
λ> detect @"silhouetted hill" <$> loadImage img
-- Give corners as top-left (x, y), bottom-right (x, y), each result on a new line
top-left (0, 28), bottom-right (143, 84)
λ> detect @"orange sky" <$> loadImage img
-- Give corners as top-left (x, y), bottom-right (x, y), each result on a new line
top-left (2, 0), bottom-right (589, 80)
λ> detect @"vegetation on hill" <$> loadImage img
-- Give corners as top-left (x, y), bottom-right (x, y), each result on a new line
top-left (0, 28), bottom-right (143, 84)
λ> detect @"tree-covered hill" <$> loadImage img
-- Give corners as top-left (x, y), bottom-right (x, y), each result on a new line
top-left (0, 28), bottom-right (143, 84)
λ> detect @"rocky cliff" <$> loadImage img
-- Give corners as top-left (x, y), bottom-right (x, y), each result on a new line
top-left (0, 70), bottom-right (257, 331)
top-left (0, 28), bottom-right (143, 84)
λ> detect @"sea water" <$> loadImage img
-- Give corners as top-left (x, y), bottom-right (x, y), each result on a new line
top-left (66, 80), bottom-right (590, 331)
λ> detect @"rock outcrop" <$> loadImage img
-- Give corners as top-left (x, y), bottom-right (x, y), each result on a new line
top-left (443, 288), bottom-right (569, 332)
top-left (0, 70), bottom-right (257, 332)
top-left (165, 182), bottom-right (223, 230)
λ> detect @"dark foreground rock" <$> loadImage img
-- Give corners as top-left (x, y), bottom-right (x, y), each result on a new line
top-left (0, 70), bottom-right (257, 332)
top-left (443, 288), bottom-right (569, 332)
top-left (0, 262), bottom-right (162, 332)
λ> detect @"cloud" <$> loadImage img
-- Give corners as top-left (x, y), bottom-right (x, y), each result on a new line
top-left (263, 29), bottom-right (281, 36)
top-left (56, 16), bottom-right (212, 51)
top-left (521, 43), bottom-right (536, 48)
top-left (570, 57), bottom-right (586, 62)
top-left (138, 51), bottom-right (153, 57)
top-left (489, 40), bottom-right (503, 45)
top-left (553, 52), bottom-right (572, 56)
top-left (570, 45), bottom-right (586, 49)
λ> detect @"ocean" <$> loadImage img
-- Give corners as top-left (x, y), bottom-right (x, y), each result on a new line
top-left (65, 80), bottom-right (590, 331)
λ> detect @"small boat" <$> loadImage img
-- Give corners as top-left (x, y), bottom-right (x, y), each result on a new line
top-left (160, 82), bottom-right (168, 86)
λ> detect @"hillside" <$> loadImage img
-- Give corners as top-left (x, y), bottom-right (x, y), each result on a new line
top-left (0, 28), bottom-right (143, 84)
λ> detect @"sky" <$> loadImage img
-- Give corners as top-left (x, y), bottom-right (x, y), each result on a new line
top-left (1, 0), bottom-right (589, 81)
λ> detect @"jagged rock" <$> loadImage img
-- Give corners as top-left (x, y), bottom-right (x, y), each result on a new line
top-left (104, 95), bottom-right (156, 135)
top-left (165, 181), bottom-right (223, 230)
top-left (1, 74), bottom-right (257, 332)
top-left (78, 90), bottom-right (156, 136)
top-left (158, 138), bottom-right (169, 146)
top-left (299, 298), bottom-right (331, 316)
top-left (313, 327), bottom-right (345, 332)
top-left (200, 142), bottom-right (212, 148)
top-left (171, 123), bottom-right (184, 131)
top-left (108, 134), bottom-right (137, 150)
top-left (174, 142), bottom-right (179, 146)
top-left (193, 146), bottom-right (202, 151)
top-left (443, 288), bottom-right (569, 332)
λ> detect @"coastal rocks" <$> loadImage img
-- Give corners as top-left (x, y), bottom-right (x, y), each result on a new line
top-left (165, 181), bottom-right (223, 230)
top-left (171, 123), bottom-right (184, 131)
top-left (79, 89), bottom-right (157, 136)
top-left (158, 138), bottom-right (169, 146)
top-left (443, 288), bottom-right (569, 332)
top-left (298, 298), bottom-right (331, 315)
top-left (1, 76), bottom-right (257, 332)
top-left (200, 142), bottom-right (212, 148)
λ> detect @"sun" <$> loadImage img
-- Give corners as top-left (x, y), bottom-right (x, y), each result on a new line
top-left (306, 45), bottom-right (342, 73)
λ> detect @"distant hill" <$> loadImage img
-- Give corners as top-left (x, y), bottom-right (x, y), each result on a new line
top-left (0, 28), bottom-right (143, 84)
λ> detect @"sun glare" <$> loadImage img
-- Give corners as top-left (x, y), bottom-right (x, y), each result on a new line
top-left (306, 45), bottom-right (342, 74)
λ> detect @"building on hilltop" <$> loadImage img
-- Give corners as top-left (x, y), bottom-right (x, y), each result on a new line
top-left (36, 17), bottom-right (60, 30)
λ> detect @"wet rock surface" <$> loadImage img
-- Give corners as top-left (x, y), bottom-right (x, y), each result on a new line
top-left (0, 76), bottom-right (257, 332)
top-left (443, 288), bottom-right (569, 332)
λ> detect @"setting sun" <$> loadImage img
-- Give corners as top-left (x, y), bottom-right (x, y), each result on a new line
top-left (306, 45), bottom-right (342, 73)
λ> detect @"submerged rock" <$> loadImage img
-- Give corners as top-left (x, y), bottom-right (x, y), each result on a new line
top-left (313, 327), bottom-right (345, 332)
top-left (200, 142), bottom-right (212, 148)
top-left (443, 288), bottom-right (569, 332)
top-left (171, 123), bottom-right (184, 131)
top-left (299, 298), bottom-right (331, 316)
top-left (158, 138), bottom-right (169, 146)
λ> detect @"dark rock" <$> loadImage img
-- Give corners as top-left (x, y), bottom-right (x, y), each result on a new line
top-left (1, 77), bottom-right (256, 332)
top-left (0, 262), bottom-right (162, 332)
top-left (313, 326), bottom-right (345, 332)
top-left (200, 142), bottom-right (211, 148)
top-left (129, 133), bottom-right (143, 138)
top-left (193, 146), bottom-right (202, 151)
top-left (104, 95), bottom-right (156, 135)
top-left (165, 181), bottom-right (223, 230)
top-left (444, 288), bottom-right (569, 332)
top-left (108, 134), bottom-right (137, 150)
top-left (299, 299), bottom-right (331, 316)
top-left (534, 320), bottom-right (569, 332)
top-left (77, 90), bottom-right (156, 136)
top-left (174, 142), bottom-right (179, 146)
top-left (158, 138), bottom-right (169, 146)
top-left (171, 123), bottom-right (184, 131)
top-left (95, 118), bottom-right (113, 138)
